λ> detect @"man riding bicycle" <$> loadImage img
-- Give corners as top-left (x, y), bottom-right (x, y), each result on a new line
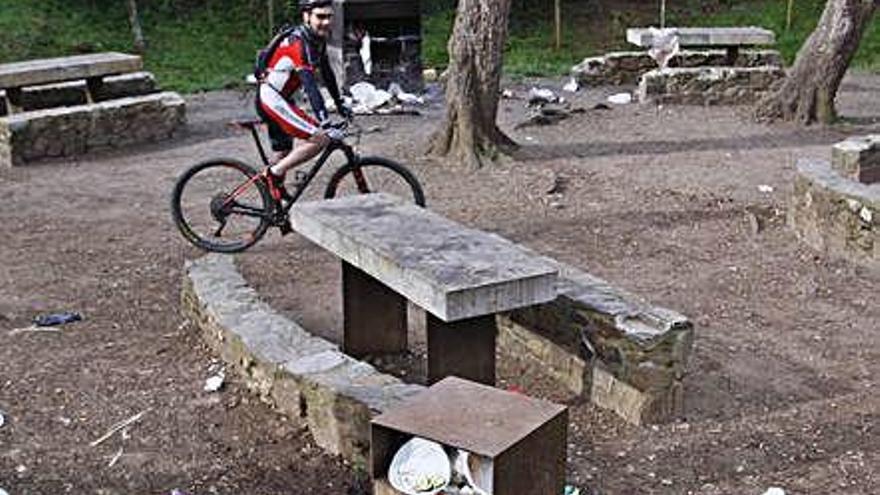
top-left (256, 0), bottom-right (351, 199)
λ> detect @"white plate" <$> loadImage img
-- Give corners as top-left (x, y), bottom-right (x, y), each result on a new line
top-left (388, 437), bottom-right (451, 495)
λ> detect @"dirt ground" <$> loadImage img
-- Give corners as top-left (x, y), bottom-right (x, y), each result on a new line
top-left (1, 73), bottom-right (879, 494)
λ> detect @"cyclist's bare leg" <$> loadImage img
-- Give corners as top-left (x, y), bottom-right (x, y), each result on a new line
top-left (269, 133), bottom-right (331, 177)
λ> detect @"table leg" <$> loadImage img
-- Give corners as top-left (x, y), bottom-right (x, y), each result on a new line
top-left (86, 77), bottom-right (104, 103)
top-left (342, 261), bottom-right (407, 357)
top-left (4, 88), bottom-right (23, 114)
top-left (427, 313), bottom-right (496, 386)
top-left (725, 46), bottom-right (740, 66)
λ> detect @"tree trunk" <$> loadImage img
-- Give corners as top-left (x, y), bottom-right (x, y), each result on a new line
top-left (126, 0), bottom-right (147, 54)
top-left (427, 0), bottom-right (516, 169)
top-left (755, 0), bottom-right (876, 125)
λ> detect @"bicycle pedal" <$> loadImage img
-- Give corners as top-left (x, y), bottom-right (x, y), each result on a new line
top-left (279, 220), bottom-right (293, 236)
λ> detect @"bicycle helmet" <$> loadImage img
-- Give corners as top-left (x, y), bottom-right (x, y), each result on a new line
top-left (299, 0), bottom-right (333, 11)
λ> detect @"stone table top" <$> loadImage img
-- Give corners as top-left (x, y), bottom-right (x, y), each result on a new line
top-left (290, 193), bottom-right (558, 322)
top-left (627, 26), bottom-right (776, 47)
top-left (0, 52), bottom-right (143, 90)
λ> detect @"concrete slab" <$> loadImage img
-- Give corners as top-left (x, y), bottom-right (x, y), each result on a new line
top-left (0, 52), bottom-right (142, 89)
top-left (290, 193), bottom-right (558, 322)
top-left (627, 27), bottom-right (775, 48)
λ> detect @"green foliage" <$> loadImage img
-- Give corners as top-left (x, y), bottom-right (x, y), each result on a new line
top-left (421, 0), bottom-right (596, 76)
top-left (421, 7), bottom-right (454, 69)
top-left (423, 0), bottom-right (879, 75)
top-left (0, 0), bottom-right (270, 93)
top-left (1, 0), bottom-right (876, 94)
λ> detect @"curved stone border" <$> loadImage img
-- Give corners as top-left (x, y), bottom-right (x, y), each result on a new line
top-left (790, 158), bottom-right (879, 269)
top-left (181, 254), bottom-right (424, 464)
top-left (498, 262), bottom-right (694, 425)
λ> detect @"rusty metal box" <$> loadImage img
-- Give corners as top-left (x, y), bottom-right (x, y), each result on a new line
top-left (371, 376), bottom-right (568, 494)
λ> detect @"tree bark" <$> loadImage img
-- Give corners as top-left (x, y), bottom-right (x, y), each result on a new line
top-left (126, 0), bottom-right (147, 54)
top-left (755, 0), bottom-right (876, 125)
top-left (427, 0), bottom-right (516, 169)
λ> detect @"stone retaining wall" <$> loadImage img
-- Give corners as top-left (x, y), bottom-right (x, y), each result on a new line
top-left (498, 263), bottom-right (694, 425)
top-left (182, 254), bottom-right (425, 464)
top-left (0, 72), bottom-right (157, 116)
top-left (790, 158), bottom-right (880, 269)
top-left (0, 91), bottom-right (185, 167)
top-left (637, 66), bottom-right (784, 106)
top-left (572, 49), bottom-right (782, 87)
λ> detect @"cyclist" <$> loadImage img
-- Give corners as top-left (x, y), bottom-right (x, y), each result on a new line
top-left (256, 0), bottom-right (351, 199)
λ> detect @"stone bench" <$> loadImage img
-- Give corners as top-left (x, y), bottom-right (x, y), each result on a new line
top-left (0, 92), bottom-right (185, 167)
top-left (790, 137), bottom-right (880, 269)
top-left (627, 26), bottom-right (776, 63)
top-left (572, 49), bottom-right (782, 87)
top-left (637, 65), bottom-right (784, 105)
top-left (0, 53), bottom-right (183, 165)
top-left (290, 193), bottom-right (559, 386)
top-left (498, 262), bottom-right (694, 425)
top-left (0, 72), bottom-right (156, 116)
top-left (0, 52), bottom-right (143, 113)
top-left (182, 253), bottom-right (425, 464)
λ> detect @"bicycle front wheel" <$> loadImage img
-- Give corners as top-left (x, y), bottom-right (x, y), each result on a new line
top-left (171, 158), bottom-right (274, 253)
top-left (323, 156), bottom-right (426, 207)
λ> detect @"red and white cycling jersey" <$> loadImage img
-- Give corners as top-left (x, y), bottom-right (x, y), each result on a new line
top-left (258, 32), bottom-right (322, 139)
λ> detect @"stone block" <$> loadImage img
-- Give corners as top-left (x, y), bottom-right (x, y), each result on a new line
top-left (0, 52), bottom-right (142, 89)
top-left (498, 262), bottom-right (693, 425)
top-left (789, 158), bottom-right (880, 269)
top-left (0, 91), bottom-right (184, 167)
top-left (0, 72), bottom-right (157, 116)
top-left (572, 49), bottom-right (782, 86)
top-left (626, 27), bottom-right (775, 48)
top-left (637, 66), bottom-right (784, 105)
top-left (291, 194), bottom-right (558, 322)
top-left (182, 254), bottom-right (425, 464)
top-left (832, 135), bottom-right (880, 184)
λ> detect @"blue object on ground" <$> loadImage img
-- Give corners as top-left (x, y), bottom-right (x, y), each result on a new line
top-left (33, 311), bottom-right (82, 327)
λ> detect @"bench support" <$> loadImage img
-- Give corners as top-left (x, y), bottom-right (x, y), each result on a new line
top-left (724, 46), bottom-right (740, 65)
top-left (85, 77), bottom-right (104, 104)
top-left (427, 314), bottom-right (496, 386)
top-left (342, 261), bottom-right (408, 357)
top-left (4, 87), bottom-right (23, 114)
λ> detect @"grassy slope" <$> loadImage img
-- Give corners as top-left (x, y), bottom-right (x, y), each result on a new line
top-left (0, 0), bottom-right (267, 93)
top-left (1, 0), bottom-right (876, 93)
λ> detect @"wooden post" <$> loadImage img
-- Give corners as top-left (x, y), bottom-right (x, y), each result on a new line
top-left (554, 0), bottom-right (562, 50)
top-left (660, 0), bottom-right (666, 29)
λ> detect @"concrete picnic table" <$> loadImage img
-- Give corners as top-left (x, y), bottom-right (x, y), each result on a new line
top-left (627, 26), bottom-right (776, 64)
top-left (0, 52), bottom-right (142, 113)
top-left (290, 193), bottom-right (559, 385)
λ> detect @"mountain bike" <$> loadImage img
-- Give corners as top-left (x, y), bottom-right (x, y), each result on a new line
top-left (170, 118), bottom-right (425, 253)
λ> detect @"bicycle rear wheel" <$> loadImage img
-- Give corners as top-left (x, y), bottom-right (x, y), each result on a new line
top-left (171, 158), bottom-right (274, 253)
top-left (323, 156), bottom-right (426, 206)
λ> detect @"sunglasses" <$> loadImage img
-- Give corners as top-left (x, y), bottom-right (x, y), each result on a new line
top-left (312, 12), bottom-right (334, 20)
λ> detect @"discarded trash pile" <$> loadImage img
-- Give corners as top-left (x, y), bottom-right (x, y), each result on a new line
top-left (348, 81), bottom-right (425, 115)
top-left (387, 437), bottom-right (491, 495)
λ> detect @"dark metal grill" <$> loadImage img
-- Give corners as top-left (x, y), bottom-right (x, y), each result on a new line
top-left (328, 0), bottom-right (423, 93)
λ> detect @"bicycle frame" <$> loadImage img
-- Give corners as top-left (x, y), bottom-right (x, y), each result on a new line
top-left (233, 122), bottom-right (363, 219)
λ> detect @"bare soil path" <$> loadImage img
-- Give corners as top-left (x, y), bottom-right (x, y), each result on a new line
top-left (1, 72), bottom-right (879, 494)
